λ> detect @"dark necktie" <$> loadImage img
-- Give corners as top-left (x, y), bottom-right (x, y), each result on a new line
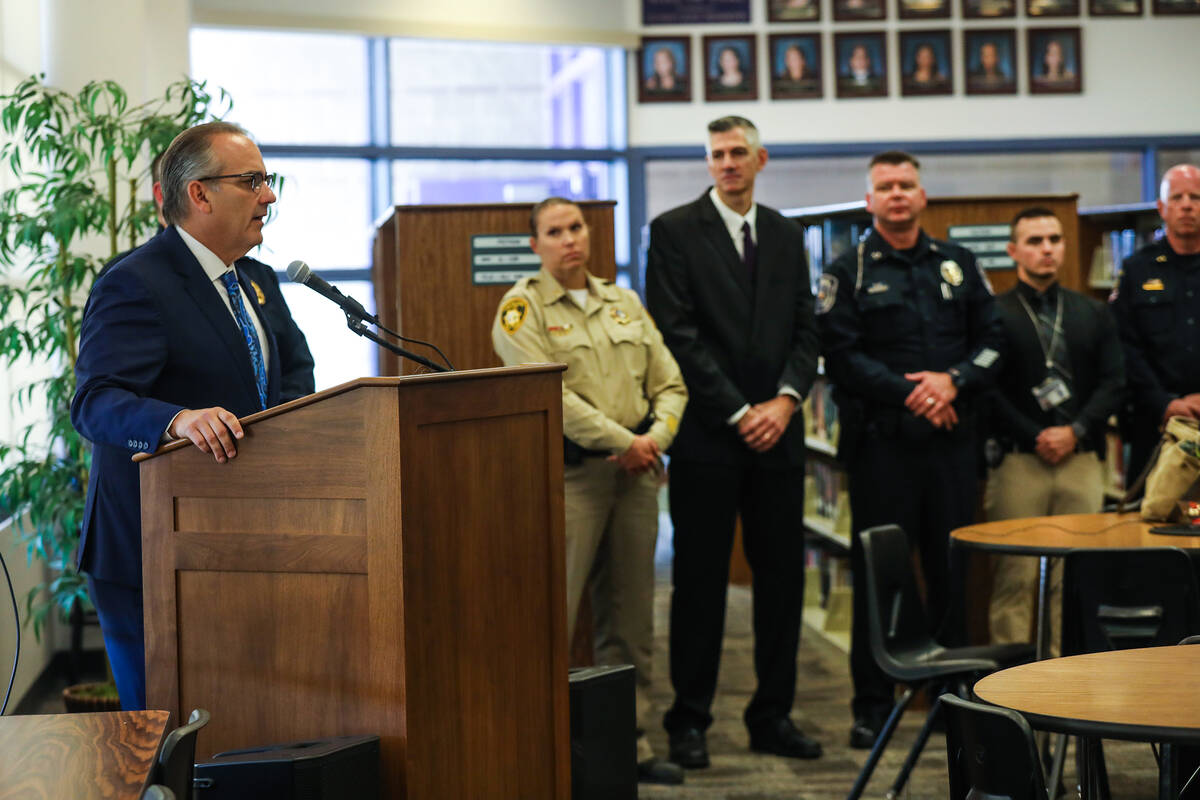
top-left (742, 220), bottom-right (757, 281)
top-left (220, 271), bottom-right (268, 410)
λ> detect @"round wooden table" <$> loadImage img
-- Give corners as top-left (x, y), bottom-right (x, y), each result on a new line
top-left (952, 511), bottom-right (1200, 555)
top-left (975, 646), bottom-right (1200, 743)
top-left (952, 512), bottom-right (1200, 660)
top-left (975, 646), bottom-right (1200, 800)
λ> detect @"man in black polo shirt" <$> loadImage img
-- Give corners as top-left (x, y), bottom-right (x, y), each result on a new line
top-left (985, 207), bottom-right (1125, 653)
top-left (1111, 164), bottom-right (1200, 486)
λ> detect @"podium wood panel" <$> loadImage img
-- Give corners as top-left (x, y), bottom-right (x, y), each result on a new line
top-left (372, 201), bottom-right (616, 375)
top-left (141, 366), bottom-right (569, 799)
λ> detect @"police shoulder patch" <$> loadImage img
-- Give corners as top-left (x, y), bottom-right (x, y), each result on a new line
top-left (500, 296), bottom-right (529, 334)
top-left (816, 273), bottom-right (838, 315)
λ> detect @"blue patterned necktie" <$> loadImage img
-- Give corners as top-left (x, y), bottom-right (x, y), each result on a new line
top-left (220, 271), bottom-right (268, 410)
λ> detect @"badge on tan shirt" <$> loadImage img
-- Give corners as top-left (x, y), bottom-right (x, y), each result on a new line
top-left (250, 280), bottom-right (267, 306)
top-left (609, 307), bottom-right (632, 325)
top-left (500, 297), bottom-right (528, 334)
top-left (1142, 278), bottom-right (1165, 291)
top-left (940, 260), bottom-right (963, 287)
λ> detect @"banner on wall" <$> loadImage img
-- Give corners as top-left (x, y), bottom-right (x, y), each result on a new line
top-left (644, 0), bottom-right (750, 24)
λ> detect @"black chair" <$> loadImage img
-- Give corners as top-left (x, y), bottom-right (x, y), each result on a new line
top-left (847, 525), bottom-right (1034, 800)
top-left (1055, 547), bottom-right (1200, 800)
top-left (143, 786), bottom-right (176, 800)
top-left (150, 708), bottom-right (211, 800)
top-left (942, 693), bottom-right (1048, 800)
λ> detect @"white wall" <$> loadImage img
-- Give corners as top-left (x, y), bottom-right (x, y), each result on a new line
top-left (192, 0), bottom-right (638, 46)
top-left (626, 5), bottom-right (1200, 146)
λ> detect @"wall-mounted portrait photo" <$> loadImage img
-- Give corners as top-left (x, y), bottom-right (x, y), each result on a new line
top-left (834, 32), bottom-right (887, 98)
top-left (962, 0), bottom-right (1016, 17)
top-left (769, 34), bottom-right (822, 99)
top-left (703, 35), bottom-right (758, 102)
top-left (899, 0), bottom-right (951, 18)
top-left (638, 37), bottom-right (692, 103)
top-left (1028, 27), bottom-right (1082, 94)
top-left (964, 29), bottom-right (1017, 95)
top-left (899, 31), bottom-right (952, 96)
top-left (1153, 0), bottom-right (1200, 13)
top-left (834, 0), bottom-right (886, 21)
top-left (1026, 0), bottom-right (1080, 16)
top-left (1089, 0), bottom-right (1141, 15)
top-left (767, 0), bottom-right (821, 22)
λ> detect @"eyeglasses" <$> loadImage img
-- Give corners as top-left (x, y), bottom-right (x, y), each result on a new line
top-left (198, 171), bottom-right (277, 193)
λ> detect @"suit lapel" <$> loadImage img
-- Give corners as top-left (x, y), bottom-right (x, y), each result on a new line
top-left (163, 228), bottom-right (262, 404)
top-left (697, 192), bottom-right (754, 300)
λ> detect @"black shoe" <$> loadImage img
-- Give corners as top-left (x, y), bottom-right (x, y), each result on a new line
top-left (749, 717), bottom-right (823, 760)
top-left (849, 716), bottom-right (883, 750)
top-left (638, 757), bottom-right (685, 785)
top-left (668, 727), bottom-right (710, 769)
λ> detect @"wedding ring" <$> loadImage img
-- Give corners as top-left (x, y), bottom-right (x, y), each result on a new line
top-left (926, 397), bottom-right (935, 405)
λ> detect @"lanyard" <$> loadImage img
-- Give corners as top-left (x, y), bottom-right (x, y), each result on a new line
top-left (1016, 291), bottom-right (1064, 372)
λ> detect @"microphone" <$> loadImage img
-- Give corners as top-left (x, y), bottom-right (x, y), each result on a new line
top-left (286, 260), bottom-right (375, 323)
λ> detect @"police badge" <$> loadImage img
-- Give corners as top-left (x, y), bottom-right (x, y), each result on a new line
top-left (816, 273), bottom-right (838, 315)
top-left (939, 260), bottom-right (963, 287)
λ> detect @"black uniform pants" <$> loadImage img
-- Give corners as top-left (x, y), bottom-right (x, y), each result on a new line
top-left (663, 458), bottom-right (806, 734)
top-left (846, 433), bottom-right (976, 720)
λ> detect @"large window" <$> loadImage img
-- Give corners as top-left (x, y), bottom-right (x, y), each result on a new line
top-left (190, 29), bottom-right (628, 389)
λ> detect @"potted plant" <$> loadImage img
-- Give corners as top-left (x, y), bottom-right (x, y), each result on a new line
top-left (0, 74), bottom-right (226, 710)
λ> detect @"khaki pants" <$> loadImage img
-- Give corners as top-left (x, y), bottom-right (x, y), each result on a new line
top-left (983, 451), bottom-right (1104, 656)
top-left (564, 458), bottom-right (660, 761)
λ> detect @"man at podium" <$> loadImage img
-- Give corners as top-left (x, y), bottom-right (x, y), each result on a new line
top-left (72, 122), bottom-right (300, 710)
top-left (492, 197), bottom-right (689, 784)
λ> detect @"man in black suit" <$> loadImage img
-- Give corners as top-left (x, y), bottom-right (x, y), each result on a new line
top-left (645, 115), bottom-right (821, 767)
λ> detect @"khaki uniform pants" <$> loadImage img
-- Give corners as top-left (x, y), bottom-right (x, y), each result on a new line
top-left (564, 458), bottom-right (659, 761)
top-left (983, 451), bottom-right (1104, 656)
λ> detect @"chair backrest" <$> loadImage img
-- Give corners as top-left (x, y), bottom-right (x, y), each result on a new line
top-left (942, 693), bottom-right (1049, 800)
top-left (143, 786), bottom-right (176, 800)
top-left (152, 708), bottom-right (210, 800)
top-left (860, 525), bottom-right (936, 673)
top-left (1061, 548), bottom-right (1200, 656)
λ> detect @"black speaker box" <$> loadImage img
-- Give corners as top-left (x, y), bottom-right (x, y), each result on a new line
top-left (569, 665), bottom-right (637, 800)
top-left (193, 734), bottom-right (379, 800)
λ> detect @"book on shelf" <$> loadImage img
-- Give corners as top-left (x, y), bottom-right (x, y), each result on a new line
top-left (803, 375), bottom-right (840, 452)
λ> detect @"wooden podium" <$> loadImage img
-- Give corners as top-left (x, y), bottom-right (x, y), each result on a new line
top-left (139, 366), bottom-right (569, 799)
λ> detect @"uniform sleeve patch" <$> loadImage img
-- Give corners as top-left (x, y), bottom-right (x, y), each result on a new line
top-left (973, 348), bottom-right (999, 368)
top-left (816, 273), bottom-right (838, 315)
top-left (500, 297), bottom-right (529, 334)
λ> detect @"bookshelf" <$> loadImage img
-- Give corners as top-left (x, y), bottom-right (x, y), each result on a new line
top-left (1077, 201), bottom-right (1162, 299)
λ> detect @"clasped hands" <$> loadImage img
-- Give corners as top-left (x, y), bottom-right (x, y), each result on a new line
top-left (609, 434), bottom-right (662, 476)
top-left (903, 371), bottom-right (958, 430)
top-left (737, 395), bottom-right (798, 453)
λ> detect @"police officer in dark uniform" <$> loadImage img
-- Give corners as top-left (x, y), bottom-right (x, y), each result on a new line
top-left (817, 151), bottom-right (1003, 748)
top-left (1111, 163), bottom-right (1200, 487)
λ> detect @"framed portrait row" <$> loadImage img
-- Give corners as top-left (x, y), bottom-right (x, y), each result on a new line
top-left (638, 28), bottom-right (1083, 102)
top-left (764, 0), bottom-right (1195, 18)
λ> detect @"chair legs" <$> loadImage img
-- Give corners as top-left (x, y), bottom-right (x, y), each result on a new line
top-left (848, 687), bottom-right (926, 800)
top-left (885, 695), bottom-right (945, 800)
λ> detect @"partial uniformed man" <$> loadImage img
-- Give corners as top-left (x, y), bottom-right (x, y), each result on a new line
top-left (985, 207), bottom-right (1124, 655)
top-left (492, 197), bottom-right (688, 785)
top-left (818, 150), bottom-right (1004, 749)
top-left (1111, 163), bottom-right (1200, 486)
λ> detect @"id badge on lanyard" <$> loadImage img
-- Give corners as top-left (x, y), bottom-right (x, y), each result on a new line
top-left (1032, 376), bottom-right (1071, 411)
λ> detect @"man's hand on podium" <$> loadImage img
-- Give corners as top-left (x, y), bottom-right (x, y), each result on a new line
top-left (169, 407), bottom-right (244, 463)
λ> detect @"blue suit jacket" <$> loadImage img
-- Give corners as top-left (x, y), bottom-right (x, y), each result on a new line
top-left (72, 226), bottom-right (285, 588)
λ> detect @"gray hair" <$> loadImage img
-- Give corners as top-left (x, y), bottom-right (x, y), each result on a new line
top-left (706, 116), bottom-right (761, 154)
top-left (159, 121), bottom-right (251, 225)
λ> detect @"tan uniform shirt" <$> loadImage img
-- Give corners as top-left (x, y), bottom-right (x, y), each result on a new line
top-left (492, 268), bottom-right (688, 454)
